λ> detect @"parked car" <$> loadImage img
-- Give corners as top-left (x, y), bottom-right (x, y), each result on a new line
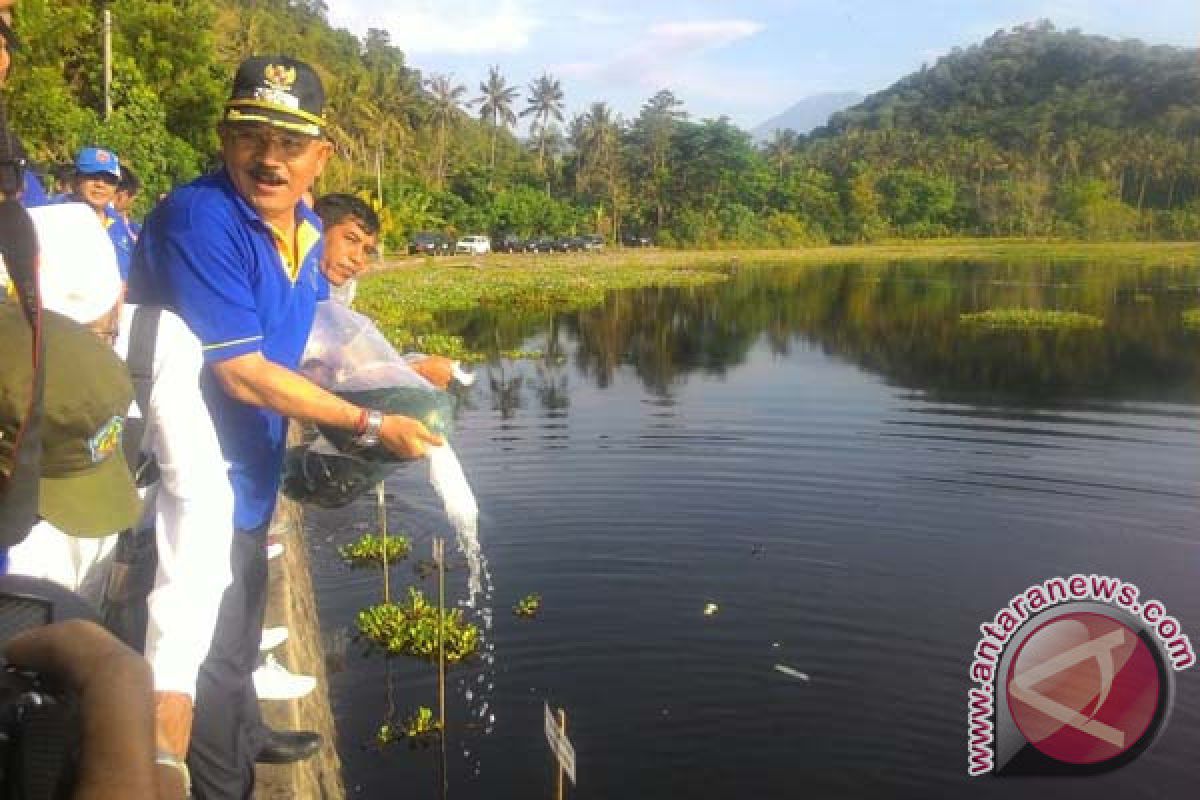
top-left (582, 234), bottom-right (605, 251)
top-left (622, 233), bottom-right (653, 248)
top-left (526, 236), bottom-right (557, 253)
top-left (495, 233), bottom-right (525, 253)
top-left (554, 236), bottom-right (585, 252)
top-left (409, 232), bottom-right (450, 256)
top-left (455, 234), bottom-right (491, 255)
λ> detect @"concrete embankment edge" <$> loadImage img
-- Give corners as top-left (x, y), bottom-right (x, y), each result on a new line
top-left (255, 497), bottom-right (346, 799)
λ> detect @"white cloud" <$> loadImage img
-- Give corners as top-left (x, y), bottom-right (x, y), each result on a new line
top-left (649, 20), bottom-right (766, 49)
top-left (571, 10), bottom-right (625, 27)
top-left (552, 18), bottom-right (765, 84)
top-left (328, 0), bottom-right (543, 55)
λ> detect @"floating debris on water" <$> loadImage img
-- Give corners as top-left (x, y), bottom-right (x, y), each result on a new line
top-left (774, 664), bottom-right (810, 682)
top-left (703, 602), bottom-right (719, 616)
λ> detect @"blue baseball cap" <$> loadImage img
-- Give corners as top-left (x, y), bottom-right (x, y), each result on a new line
top-left (74, 147), bottom-right (121, 179)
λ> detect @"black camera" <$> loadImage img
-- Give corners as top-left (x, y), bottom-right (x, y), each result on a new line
top-left (0, 578), bottom-right (95, 800)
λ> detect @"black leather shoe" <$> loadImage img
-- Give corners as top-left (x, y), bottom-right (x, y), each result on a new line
top-left (256, 729), bottom-right (322, 764)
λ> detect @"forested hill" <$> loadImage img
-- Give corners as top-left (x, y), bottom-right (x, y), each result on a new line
top-left (818, 21), bottom-right (1200, 144)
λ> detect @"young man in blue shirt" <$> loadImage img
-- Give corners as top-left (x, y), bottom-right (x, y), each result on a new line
top-left (129, 56), bottom-right (442, 800)
top-left (114, 164), bottom-right (142, 240)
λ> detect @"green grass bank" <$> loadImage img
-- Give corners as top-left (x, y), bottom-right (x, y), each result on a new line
top-left (356, 240), bottom-right (1200, 358)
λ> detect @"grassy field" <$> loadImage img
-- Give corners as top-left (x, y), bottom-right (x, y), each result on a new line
top-left (356, 239), bottom-right (1200, 357)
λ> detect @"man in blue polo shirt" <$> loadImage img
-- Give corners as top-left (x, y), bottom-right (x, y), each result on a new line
top-left (129, 55), bottom-right (443, 800)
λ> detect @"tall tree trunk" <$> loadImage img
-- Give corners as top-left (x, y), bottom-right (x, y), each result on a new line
top-left (436, 119), bottom-right (446, 190)
top-left (537, 116), bottom-right (547, 175)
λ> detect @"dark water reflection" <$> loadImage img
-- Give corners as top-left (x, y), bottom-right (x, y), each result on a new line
top-left (309, 261), bottom-right (1200, 799)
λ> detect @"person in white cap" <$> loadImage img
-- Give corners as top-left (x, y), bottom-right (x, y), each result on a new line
top-left (5, 203), bottom-right (133, 597)
top-left (8, 202), bottom-right (240, 798)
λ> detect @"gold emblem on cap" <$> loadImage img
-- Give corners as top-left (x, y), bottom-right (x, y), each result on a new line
top-left (264, 64), bottom-right (298, 91)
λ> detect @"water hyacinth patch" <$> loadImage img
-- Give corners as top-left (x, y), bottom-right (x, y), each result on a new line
top-left (356, 587), bottom-right (480, 663)
top-left (376, 707), bottom-right (440, 748)
top-left (340, 533), bottom-right (412, 566)
top-left (513, 593), bottom-right (542, 618)
top-left (958, 309), bottom-right (1104, 330)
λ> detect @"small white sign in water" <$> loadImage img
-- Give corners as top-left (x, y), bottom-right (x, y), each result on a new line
top-left (544, 702), bottom-right (577, 785)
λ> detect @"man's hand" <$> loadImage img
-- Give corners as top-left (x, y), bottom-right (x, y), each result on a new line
top-left (154, 691), bottom-right (194, 759)
top-left (381, 414), bottom-right (444, 459)
top-left (5, 620), bottom-right (164, 799)
top-left (409, 355), bottom-right (455, 389)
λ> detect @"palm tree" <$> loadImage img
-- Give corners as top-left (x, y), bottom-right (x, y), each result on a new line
top-left (520, 72), bottom-right (565, 175)
top-left (575, 102), bottom-right (625, 239)
top-left (425, 73), bottom-right (467, 189)
top-left (474, 65), bottom-right (520, 179)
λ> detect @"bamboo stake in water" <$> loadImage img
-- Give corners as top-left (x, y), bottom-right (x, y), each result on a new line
top-left (555, 709), bottom-right (567, 800)
top-left (435, 539), bottom-right (446, 729)
top-left (376, 481), bottom-right (389, 604)
top-left (434, 538), bottom-right (448, 798)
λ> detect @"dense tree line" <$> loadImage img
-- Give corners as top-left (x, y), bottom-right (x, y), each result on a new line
top-left (7, 5), bottom-right (1200, 248)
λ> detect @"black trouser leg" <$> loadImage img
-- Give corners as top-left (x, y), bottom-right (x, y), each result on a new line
top-left (187, 524), bottom-right (268, 800)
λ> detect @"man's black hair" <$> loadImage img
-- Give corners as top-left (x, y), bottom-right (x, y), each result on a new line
top-left (313, 193), bottom-right (380, 236)
top-left (117, 165), bottom-right (140, 195)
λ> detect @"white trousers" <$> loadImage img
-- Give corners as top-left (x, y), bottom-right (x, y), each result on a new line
top-left (6, 521), bottom-right (119, 607)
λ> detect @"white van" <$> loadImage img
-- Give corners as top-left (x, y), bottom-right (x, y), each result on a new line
top-left (455, 235), bottom-right (491, 255)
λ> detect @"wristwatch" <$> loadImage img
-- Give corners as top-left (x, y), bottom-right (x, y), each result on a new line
top-left (355, 409), bottom-right (385, 448)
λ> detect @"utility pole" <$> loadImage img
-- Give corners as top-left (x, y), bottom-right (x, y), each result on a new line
top-left (375, 141), bottom-right (384, 207)
top-left (103, 9), bottom-right (112, 119)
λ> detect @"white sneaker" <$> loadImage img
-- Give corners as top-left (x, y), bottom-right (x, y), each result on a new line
top-left (259, 626), bottom-right (289, 652)
top-left (253, 655), bottom-right (316, 700)
top-left (267, 542), bottom-right (284, 560)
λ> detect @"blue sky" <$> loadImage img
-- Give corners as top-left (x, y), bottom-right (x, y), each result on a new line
top-left (327, 0), bottom-right (1200, 132)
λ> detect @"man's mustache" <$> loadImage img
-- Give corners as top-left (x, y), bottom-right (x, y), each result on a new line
top-left (247, 165), bottom-right (287, 186)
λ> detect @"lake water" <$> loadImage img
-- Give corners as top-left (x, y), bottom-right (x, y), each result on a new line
top-left (307, 260), bottom-right (1200, 799)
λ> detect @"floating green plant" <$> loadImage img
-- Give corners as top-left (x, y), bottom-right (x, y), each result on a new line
top-left (1184, 309), bottom-right (1200, 330)
top-left (513, 593), bottom-right (542, 618)
top-left (958, 309), bottom-right (1104, 330)
top-left (403, 332), bottom-right (541, 363)
top-left (402, 706), bottom-right (439, 738)
top-left (376, 707), bottom-right (440, 748)
top-left (339, 533), bottom-right (411, 566)
top-left (356, 587), bottom-right (480, 663)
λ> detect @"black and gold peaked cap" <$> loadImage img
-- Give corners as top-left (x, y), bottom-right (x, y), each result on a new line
top-left (224, 55), bottom-right (326, 137)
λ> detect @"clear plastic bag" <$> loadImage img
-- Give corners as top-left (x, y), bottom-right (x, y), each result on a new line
top-left (299, 301), bottom-right (434, 393)
top-left (288, 302), bottom-right (480, 577)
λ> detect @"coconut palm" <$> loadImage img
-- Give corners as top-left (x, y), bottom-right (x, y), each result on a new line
top-left (520, 72), bottom-right (566, 174)
top-left (474, 65), bottom-right (520, 177)
top-left (425, 73), bottom-right (468, 189)
top-left (575, 102), bottom-right (625, 239)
